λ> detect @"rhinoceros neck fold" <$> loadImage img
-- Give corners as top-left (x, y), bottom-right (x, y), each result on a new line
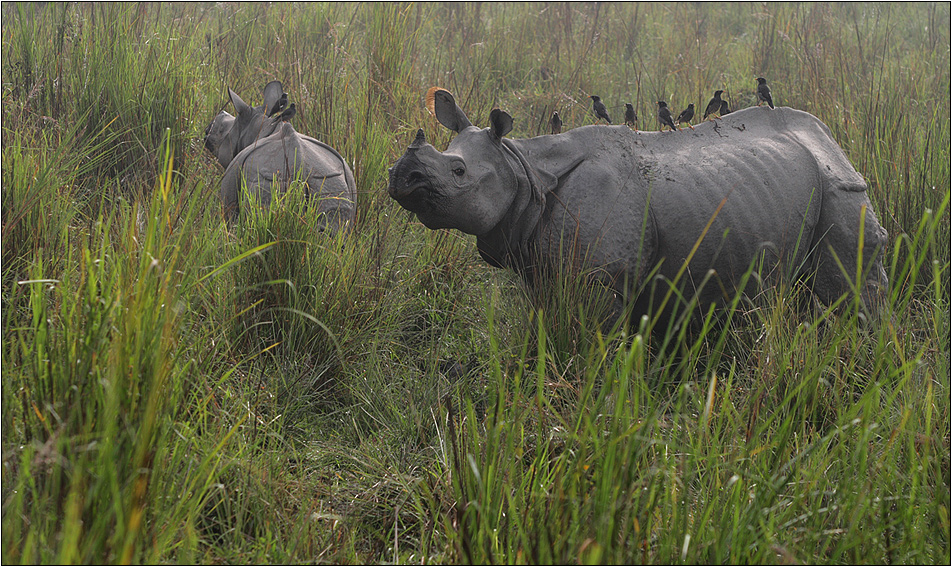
top-left (474, 139), bottom-right (550, 271)
top-left (472, 132), bottom-right (601, 272)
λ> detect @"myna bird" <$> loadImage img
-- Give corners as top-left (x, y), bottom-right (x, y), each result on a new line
top-left (624, 103), bottom-right (637, 128)
top-left (550, 111), bottom-right (563, 135)
top-left (276, 103), bottom-right (296, 122)
top-left (676, 103), bottom-right (695, 129)
top-left (268, 92), bottom-right (288, 117)
top-left (703, 90), bottom-right (724, 120)
top-left (657, 101), bottom-right (677, 131)
top-left (756, 77), bottom-right (774, 109)
top-left (590, 95), bottom-right (612, 124)
top-left (719, 99), bottom-right (731, 115)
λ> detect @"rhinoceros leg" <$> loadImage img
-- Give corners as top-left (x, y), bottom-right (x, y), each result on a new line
top-left (220, 165), bottom-right (242, 221)
top-left (309, 179), bottom-right (355, 233)
top-left (810, 188), bottom-right (889, 316)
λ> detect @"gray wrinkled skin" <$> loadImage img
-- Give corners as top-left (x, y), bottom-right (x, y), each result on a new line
top-left (388, 90), bottom-right (888, 324)
top-left (204, 81), bottom-right (356, 231)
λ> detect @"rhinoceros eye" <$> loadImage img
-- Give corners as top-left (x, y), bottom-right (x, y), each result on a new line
top-left (453, 167), bottom-right (465, 177)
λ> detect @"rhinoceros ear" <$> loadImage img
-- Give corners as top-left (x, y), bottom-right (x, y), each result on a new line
top-left (228, 87), bottom-right (252, 118)
top-left (262, 81), bottom-right (284, 116)
top-left (427, 87), bottom-right (472, 133)
top-left (488, 108), bottom-right (513, 141)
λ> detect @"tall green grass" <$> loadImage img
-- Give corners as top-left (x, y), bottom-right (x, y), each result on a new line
top-left (5, 142), bottom-right (210, 563)
top-left (441, 198), bottom-right (948, 563)
top-left (2, 3), bottom-right (949, 564)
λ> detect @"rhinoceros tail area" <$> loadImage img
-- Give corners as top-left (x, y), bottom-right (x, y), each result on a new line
top-left (777, 108), bottom-right (890, 316)
top-left (220, 122), bottom-right (355, 228)
top-left (810, 184), bottom-right (890, 317)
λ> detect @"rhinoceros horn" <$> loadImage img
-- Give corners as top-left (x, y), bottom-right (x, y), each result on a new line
top-left (409, 128), bottom-right (427, 149)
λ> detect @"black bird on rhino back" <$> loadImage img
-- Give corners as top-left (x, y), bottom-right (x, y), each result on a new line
top-left (276, 103), bottom-right (296, 122)
top-left (203, 81), bottom-right (356, 231)
top-left (624, 103), bottom-right (637, 128)
top-left (704, 90), bottom-right (724, 120)
top-left (387, 88), bottom-right (888, 328)
top-left (590, 95), bottom-right (612, 124)
top-left (676, 104), bottom-right (695, 129)
top-left (657, 101), bottom-right (677, 131)
top-left (757, 77), bottom-right (775, 109)
top-left (550, 111), bottom-right (562, 135)
top-left (269, 91), bottom-right (288, 117)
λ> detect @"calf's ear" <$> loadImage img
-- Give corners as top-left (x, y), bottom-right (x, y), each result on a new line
top-left (228, 88), bottom-right (252, 117)
top-left (488, 108), bottom-right (513, 141)
top-left (427, 87), bottom-right (472, 133)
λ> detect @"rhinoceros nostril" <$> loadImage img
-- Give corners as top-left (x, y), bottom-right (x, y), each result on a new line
top-left (406, 171), bottom-right (426, 186)
top-left (389, 169), bottom-right (431, 201)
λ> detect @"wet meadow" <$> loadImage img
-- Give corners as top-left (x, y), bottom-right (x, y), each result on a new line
top-left (2, 3), bottom-right (949, 563)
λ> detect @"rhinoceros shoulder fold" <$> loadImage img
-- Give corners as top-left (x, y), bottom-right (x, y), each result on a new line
top-left (772, 108), bottom-right (868, 193)
top-left (506, 133), bottom-right (594, 195)
top-left (501, 139), bottom-right (562, 201)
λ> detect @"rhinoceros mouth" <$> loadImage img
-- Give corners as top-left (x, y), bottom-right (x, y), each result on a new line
top-left (391, 183), bottom-right (438, 215)
top-left (389, 166), bottom-right (442, 213)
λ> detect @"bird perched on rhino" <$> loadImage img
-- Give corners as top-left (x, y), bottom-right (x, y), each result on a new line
top-left (624, 103), bottom-right (637, 128)
top-left (720, 99), bottom-right (732, 115)
top-left (657, 101), bottom-right (677, 131)
top-left (276, 103), bottom-right (296, 122)
top-left (386, 86), bottom-right (891, 332)
top-left (590, 95), bottom-right (612, 124)
top-left (676, 103), bottom-right (695, 130)
top-left (267, 91), bottom-right (288, 117)
top-left (550, 111), bottom-right (563, 135)
top-left (203, 80), bottom-right (356, 229)
top-left (703, 90), bottom-right (724, 120)
top-left (756, 77), bottom-right (774, 109)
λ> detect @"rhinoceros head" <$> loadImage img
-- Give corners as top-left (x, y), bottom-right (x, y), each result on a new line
top-left (388, 89), bottom-right (523, 236)
top-left (204, 80), bottom-right (287, 168)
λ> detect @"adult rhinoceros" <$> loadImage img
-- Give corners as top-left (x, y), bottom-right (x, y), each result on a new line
top-left (204, 81), bottom-right (356, 231)
top-left (387, 89), bottom-right (888, 325)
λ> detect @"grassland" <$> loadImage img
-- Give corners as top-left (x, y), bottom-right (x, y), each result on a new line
top-left (2, 2), bottom-right (949, 564)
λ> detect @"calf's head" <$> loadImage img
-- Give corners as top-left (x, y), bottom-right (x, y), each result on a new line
top-left (388, 89), bottom-right (521, 236)
top-left (204, 80), bottom-right (287, 168)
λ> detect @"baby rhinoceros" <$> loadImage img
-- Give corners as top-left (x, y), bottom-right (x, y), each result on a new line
top-left (387, 88), bottom-right (889, 329)
top-left (204, 81), bottom-right (356, 231)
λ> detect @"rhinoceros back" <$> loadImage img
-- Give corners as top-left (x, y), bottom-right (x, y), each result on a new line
top-left (640, 112), bottom-right (827, 290)
top-left (221, 123), bottom-right (356, 229)
top-left (524, 106), bottom-right (885, 313)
